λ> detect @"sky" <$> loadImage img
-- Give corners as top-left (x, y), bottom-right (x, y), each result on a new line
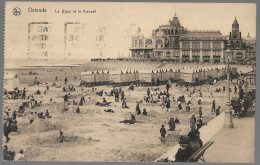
top-left (5, 2), bottom-right (256, 59)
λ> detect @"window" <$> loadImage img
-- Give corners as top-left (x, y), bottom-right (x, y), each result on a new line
top-left (192, 50), bottom-right (200, 56)
top-left (182, 41), bottom-right (190, 49)
top-left (155, 39), bottom-right (163, 48)
top-left (213, 42), bottom-right (221, 49)
top-left (135, 40), bottom-right (138, 47)
top-left (139, 39), bottom-right (143, 47)
top-left (173, 38), bottom-right (180, 49)
top-left (182, 50), bottom-right (190, 59)
top-left (202, 51), bottom-right (210, 59)
top-left (166, 52), bottom-right (171, 58)
top-left (192, 42), bottom-right (200, 49)
top-left (213, 51), bottom-right (221, 58)
top-left (202, 42), bottom-right (211, 49)
top-left (145, 39), bottom-right (153, 47)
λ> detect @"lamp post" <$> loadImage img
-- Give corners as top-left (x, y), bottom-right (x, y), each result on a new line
top-left (224, 44), bottom-right (234, 128)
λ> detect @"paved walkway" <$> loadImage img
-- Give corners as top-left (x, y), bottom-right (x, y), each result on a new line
top-left (155, 112), bottom-right (225, 162)
top-left (204, 116), bottom-right (255, 163)
top-left (155, 113), bottom-right (255, 163)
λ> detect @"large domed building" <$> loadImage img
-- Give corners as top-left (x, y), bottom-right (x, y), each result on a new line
top-left (130, 14), bottom-right (256, 64)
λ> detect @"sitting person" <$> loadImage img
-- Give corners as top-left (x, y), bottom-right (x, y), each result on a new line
top-left (119, 114), bottom-right (135, 124)
top-left (197, 119), bottom-right (207, 129)
top-left (36, 89), bottom-right (41, 95)
top-left (187, 129), bottom-right (203, 160)
top-left (122, 100), bottom-right (129, 109)
top-left (73, 100), bottom-right (78, 105)
top-left (76, 106), bottom-right (80, 113)
top-left (174, 138), bottom-right (193, 162)
top-left (79, 99), bottom-right (84, 106)
top-left (45, 110), bottom-right (51, 118)
top-left (199, 92), bottom-right (202, 97)
top-left (38, 111), bottom-right (44, 119)
top-left (142, 108), bottom-right (147, 116)
top-left (175, 117), bottom-right (180, 124)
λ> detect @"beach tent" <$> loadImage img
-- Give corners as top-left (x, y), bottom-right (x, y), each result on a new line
top-left (4, 72), bottom-right (20, 91)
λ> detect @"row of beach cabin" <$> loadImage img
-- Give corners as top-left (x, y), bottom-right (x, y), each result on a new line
top-left (80, 66), bottom-right (237, 86)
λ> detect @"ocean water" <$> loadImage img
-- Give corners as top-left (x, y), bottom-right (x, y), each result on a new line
top-left (4, 58), bottom-right (90, 68)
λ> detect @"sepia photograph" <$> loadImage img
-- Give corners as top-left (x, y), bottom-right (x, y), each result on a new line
top-left (3, 1), bottom-right (256, 163)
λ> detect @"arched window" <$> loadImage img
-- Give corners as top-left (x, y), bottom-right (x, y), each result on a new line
top-left (230, 41), bottom-right (234, 49)
top-left (166, 52), bottom-right (171, 58)
top-left (235, 41), bottom-right (240, 48)
top-left (135, 40), bottom-right (138, 47)
top-left (145, 39), bottom-right (153, 47)
top-left (139, 39), bottom-right (143, 47)
top-left (155, 39), bottom-right (163, 48)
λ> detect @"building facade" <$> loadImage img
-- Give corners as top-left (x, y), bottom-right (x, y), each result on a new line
top-left (130, 14), bottom-right (256, 64)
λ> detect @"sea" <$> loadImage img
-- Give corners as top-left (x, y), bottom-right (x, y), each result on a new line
top-left (4, 58), bottom-right (90, 69)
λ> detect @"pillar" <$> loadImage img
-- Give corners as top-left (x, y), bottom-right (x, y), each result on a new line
top-left (200, 41), bottom-right (203, 62)
top-left (210, 42), bottom-right (213, 63)
top-left (190, 42), bottom-right (193, 61)
top-left (180, 42), bottom-right (183, 63)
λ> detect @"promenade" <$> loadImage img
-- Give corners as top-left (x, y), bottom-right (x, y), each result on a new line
top-left (155, 113), bottom-right (255, 163)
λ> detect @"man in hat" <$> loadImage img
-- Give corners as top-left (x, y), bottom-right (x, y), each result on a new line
top-left (166, 82), bottom-right (170, 93)
top-left (211, 100), bottom-right (216, 112)
top-left (22, 88), bottom-right (26, 100)
top-left (59, 130), bottom-right (65, 143)
top-left (12, 111), bottom-right (17, 120)
top-left (190, 114), bottom-right (196, 131)
top-left (199, 107), bottom-right (202, 118)
top-left (147, 88), bottom-right (150, 96)
top-left (136, 102), bottom-right (141, 115)
top-left (168, 118), bottom-right (175, 131)
top-left (160, 124), bottom-right (167, 143)
top-left (166, 99), bottom-right (170, 112)
top-left (174, 138), bottom-right (193, 162)
top-left (216, 106), bottom-right (221, 116)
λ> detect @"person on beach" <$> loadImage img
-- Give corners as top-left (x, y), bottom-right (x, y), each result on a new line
top-left (160, 124), bottom-right (167, 143)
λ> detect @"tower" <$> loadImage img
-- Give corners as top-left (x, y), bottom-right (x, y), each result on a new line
top-left (231, 17), bottom-right (241, 40)
top-left (229, 17), bottom-right (242, 49)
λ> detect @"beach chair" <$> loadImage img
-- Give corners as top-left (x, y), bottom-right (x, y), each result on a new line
top-left (187, 141), bottom-right (214, 162)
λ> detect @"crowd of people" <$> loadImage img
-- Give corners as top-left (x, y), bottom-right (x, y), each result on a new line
top-left (3, 66), bottom-right (255, 162)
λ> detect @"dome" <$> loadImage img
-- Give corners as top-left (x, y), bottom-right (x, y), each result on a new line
top-left (169, 13), bottom-right (181, 27)
top-left (155, 30), bottom-right (165, 38)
